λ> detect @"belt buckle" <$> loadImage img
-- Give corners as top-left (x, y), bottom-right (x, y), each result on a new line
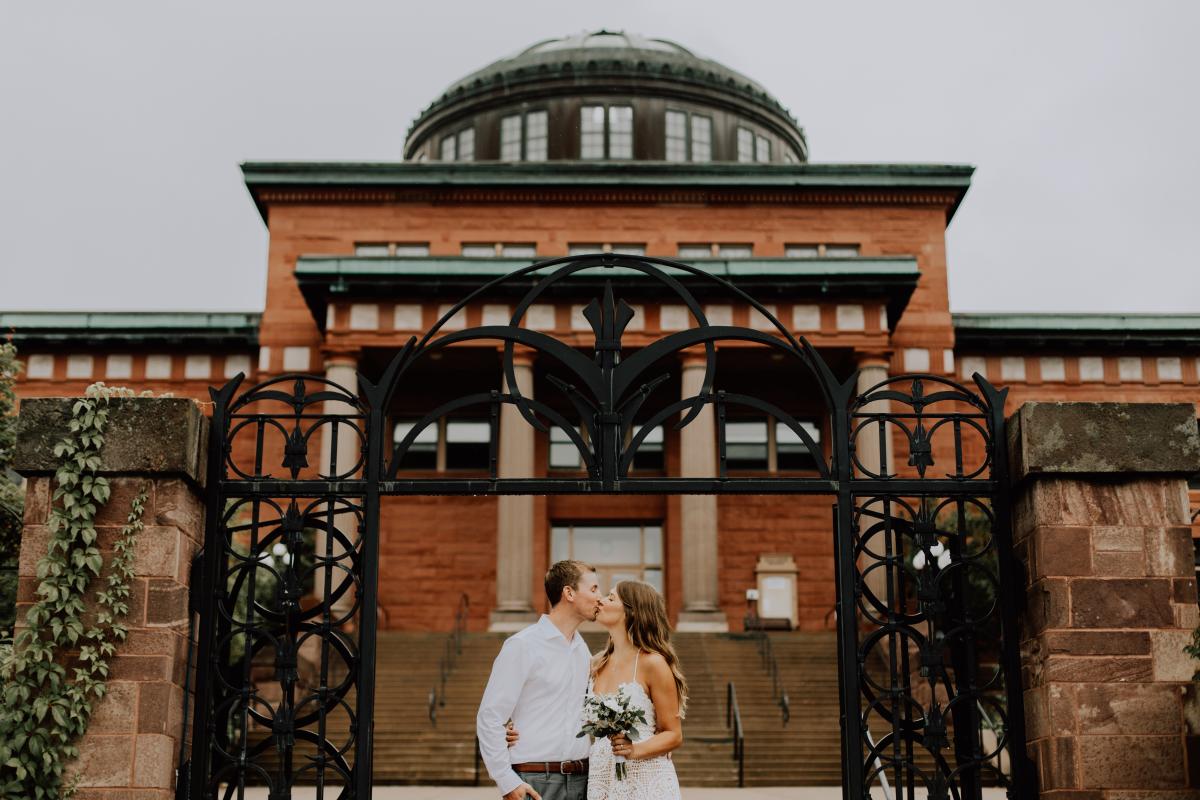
top-left (559, 760), bottom-right (572, 774)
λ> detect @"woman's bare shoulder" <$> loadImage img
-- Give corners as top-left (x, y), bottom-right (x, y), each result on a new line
top-left (639, 650), bottom-right (671, 674)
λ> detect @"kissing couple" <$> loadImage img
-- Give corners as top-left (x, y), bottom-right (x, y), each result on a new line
top-left (476, 560), bottom-right (687, 800)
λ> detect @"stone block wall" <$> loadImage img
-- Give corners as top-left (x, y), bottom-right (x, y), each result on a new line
top-left (1009, 402), bottom-right (1200, 798)
top-left (13, 398), bottom-right (207, 799)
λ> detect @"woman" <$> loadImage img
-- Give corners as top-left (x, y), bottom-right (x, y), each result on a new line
top-left (585, 579), bottom-right (686, 800)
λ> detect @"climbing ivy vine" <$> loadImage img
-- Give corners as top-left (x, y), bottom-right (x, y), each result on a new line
top-left (0, 383), bottom-right (152, 798)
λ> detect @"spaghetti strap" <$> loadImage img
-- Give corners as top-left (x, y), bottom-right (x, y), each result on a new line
top-left (632, 650), bottom-right (640, 683)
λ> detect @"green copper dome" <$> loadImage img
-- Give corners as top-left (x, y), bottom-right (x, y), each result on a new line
top-left (405, 30), bottom-right (807, 163)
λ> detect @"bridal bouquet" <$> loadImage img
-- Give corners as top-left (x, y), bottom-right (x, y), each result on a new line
top-left (578, 688), bottom-right (648, 780)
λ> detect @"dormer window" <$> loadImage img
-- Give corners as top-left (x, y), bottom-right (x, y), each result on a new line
top-left (581, 105), bottom-right (633, 159)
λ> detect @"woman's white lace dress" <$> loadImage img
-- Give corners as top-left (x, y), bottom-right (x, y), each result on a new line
top-left (586, 652), bottom-right (682, 800)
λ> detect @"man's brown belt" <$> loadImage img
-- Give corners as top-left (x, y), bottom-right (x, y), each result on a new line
top-left (512, 758), bottom-right (589, 775)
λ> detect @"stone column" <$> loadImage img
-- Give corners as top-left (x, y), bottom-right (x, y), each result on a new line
top-left (316, 349), bottom-right (361, 621)
top-left (489, 348), bottom-right (539, 631)
top-left (1009, 402), bottom-right (1200, 798)
top-left (853, 350), bottom-right (894, 479)
top-left (855, 351), bottom-right (894, 608)
top-left (13, 398), bottom-right (207, 799)
top-left (676, 351), bottom-right (727, 631)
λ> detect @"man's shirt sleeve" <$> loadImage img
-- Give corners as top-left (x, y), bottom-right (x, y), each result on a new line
top-left (476, 635), bottom-right (527, 796)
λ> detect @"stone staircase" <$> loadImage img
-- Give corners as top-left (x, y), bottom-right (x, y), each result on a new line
top-left (366, 629), bottom-right (846, 786)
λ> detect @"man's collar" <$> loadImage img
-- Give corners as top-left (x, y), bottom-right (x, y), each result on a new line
top-left (538, 613), bottom-right (583, 645)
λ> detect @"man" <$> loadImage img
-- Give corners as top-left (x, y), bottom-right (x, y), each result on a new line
top-left (477, 560), bottom-right (602, 800)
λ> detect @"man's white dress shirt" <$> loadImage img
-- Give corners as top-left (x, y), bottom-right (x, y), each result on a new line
top-left (476, 615), bottom-right (591, 796)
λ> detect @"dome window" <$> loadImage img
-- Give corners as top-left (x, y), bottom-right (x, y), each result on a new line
top-left (581, 105), bottom-right (633, 159)
top-left (665, 111), bottom-right (712, 163)
top-left (439, 127), bottom-right (475, 162)
top-left (500, 110), bottom-right (548, 161)
top-left (736, 127), bottom-right (772, 163)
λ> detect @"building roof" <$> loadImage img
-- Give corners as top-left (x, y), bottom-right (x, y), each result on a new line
top-left (408, 29), bottom-right (801, 151)
top-left (242, 161), bottom-right (975, 222)
top-left (294, 255), bottom-right (920, 334)
top-left (953, 313), bottom-right (1200, 349)
top-left (0, 311), bottom-right (261, 348)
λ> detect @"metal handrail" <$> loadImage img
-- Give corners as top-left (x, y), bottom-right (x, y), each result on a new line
top-left (747, 627), bottom-right (791, 725)
top-left (429, 593), bottom-right (470, 725)
top-left (725, 682), bottom-right (746, 788)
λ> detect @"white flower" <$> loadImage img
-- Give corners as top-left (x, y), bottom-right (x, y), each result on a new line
top-left (912, 550), bottom-right (927, 570)
top-left (929, 541), bottom-right (945, 558)
top-left (603, 697), bottom-right (622, 713)
top-left (272, 542), bottom-right (288, 557)
top-left (936, 550), bottom-right (952, 570)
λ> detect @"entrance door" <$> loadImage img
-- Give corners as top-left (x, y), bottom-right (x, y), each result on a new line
top-left (550, 523), bottom-right (664, 594)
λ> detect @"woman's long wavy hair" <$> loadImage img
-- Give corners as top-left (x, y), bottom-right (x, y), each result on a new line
top-left (596, 580), bottom-right (689, 718)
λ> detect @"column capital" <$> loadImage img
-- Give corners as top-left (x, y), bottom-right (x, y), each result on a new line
top-left (679, 347), bottom-right (711, 368)
top-left (320, 346), bottom-right (362, 369)
top-left (854, 348), bottom-right (893, 370)
top-left (498, 344), bottom-right (537, 368)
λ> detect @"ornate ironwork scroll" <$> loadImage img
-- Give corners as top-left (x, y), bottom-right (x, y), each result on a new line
top-left (836, 375), bottom-right (1034, 799)
top-left (182, 255), bottom-right (1033, 799)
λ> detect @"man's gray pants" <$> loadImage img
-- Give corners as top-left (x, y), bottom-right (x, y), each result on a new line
top-left (516, 770), bottom-right (588, 800)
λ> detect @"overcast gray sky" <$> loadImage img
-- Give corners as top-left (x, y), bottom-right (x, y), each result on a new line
top-left (2, 1), bottom-right (1197, 314)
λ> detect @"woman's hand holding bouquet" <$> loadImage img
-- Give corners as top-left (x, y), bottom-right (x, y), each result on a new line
top-left (578, 688), bottom-right (648, 780)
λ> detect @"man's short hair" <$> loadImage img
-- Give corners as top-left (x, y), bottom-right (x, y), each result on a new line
top-left (545, 559), bottom-right (594, 606)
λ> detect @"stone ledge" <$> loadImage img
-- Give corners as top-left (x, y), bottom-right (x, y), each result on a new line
top-left (1008, 402), bottom-right (1200, 483)
top-left (14, 397), bottom-right (208, 486)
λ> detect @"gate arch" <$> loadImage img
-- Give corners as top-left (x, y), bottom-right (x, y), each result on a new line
top-left (183, 255), bottom-right (1034, 799)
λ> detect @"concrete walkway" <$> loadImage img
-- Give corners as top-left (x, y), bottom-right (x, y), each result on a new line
top-left (241, 787), bottom-right (1008, 799)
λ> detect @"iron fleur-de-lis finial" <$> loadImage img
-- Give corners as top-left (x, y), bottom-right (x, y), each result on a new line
top-left (282, 427), bottom-right (308, 476)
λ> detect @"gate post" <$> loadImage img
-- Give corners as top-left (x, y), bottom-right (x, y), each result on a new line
top-left (1008, 402), bottom-right (1200, 797)
top-left (12, 397), bottom-right (207, 799)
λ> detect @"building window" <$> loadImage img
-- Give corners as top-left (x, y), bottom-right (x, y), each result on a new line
top-left (356, 243), bottom-right (429, 257)
top-left (568, 243), bottom-right (646, 256)
top-left (665, 110), bottom-right (712, 162)
top-left (755, 134), bottom-right (771, 163)
top-left (500, 115), bottom-right (522, 160)
top-left (725, 417), bottom-right (822, 471)
top-left (725, 420), bottom-right (769, 470)
top-left (500, 111), bottom-right (547, 161)
top-left (678, 243), bottom-right (754, 258)
top-left (776, 421), bottom-right (821, 470)
top-left (393, 420), bottom-right (439, 470)
top-left (445, 419), bottom-right (491, 470)
top-left (551, 523), bottom-right (664, 594)
top-left (737, 127), bottom-right (755, 162)
top-left (526, 111), bottom-right (548, 161)
top-left (785, 243), bottom-right (860, 258)
top-left (461, 243), bottom-right (537, 257)
top-left (581, 105), bottom-right (633, 159)
top-left (439, 128), bottom-right (474, 162)
top-left (629, 425), bottom-right (664, 472)
top-left (549, 426), bottom-right (583, 470)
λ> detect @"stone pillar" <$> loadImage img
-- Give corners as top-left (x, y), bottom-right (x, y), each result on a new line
top-left (489, 349), bottom-right (539, 631)
top-left (853, 351), bottom-right (894, 479)
top-left (676, 351), bottom-right (727, 631)
top-left (316, 350), bottom-right (361, 621)
top-left (1008, 402), bottom-right (1200, 798)
top-left (13, 398), bottom-right (207, 799)
top-left (855, 351), bottom-right (894, 609)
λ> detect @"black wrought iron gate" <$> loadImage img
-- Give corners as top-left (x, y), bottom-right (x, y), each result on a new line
top-left (180, 255), bottom-right (1035, 799)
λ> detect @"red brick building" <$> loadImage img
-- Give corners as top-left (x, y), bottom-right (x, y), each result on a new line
top-left (6, 31), bottom-right (1199, 635)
